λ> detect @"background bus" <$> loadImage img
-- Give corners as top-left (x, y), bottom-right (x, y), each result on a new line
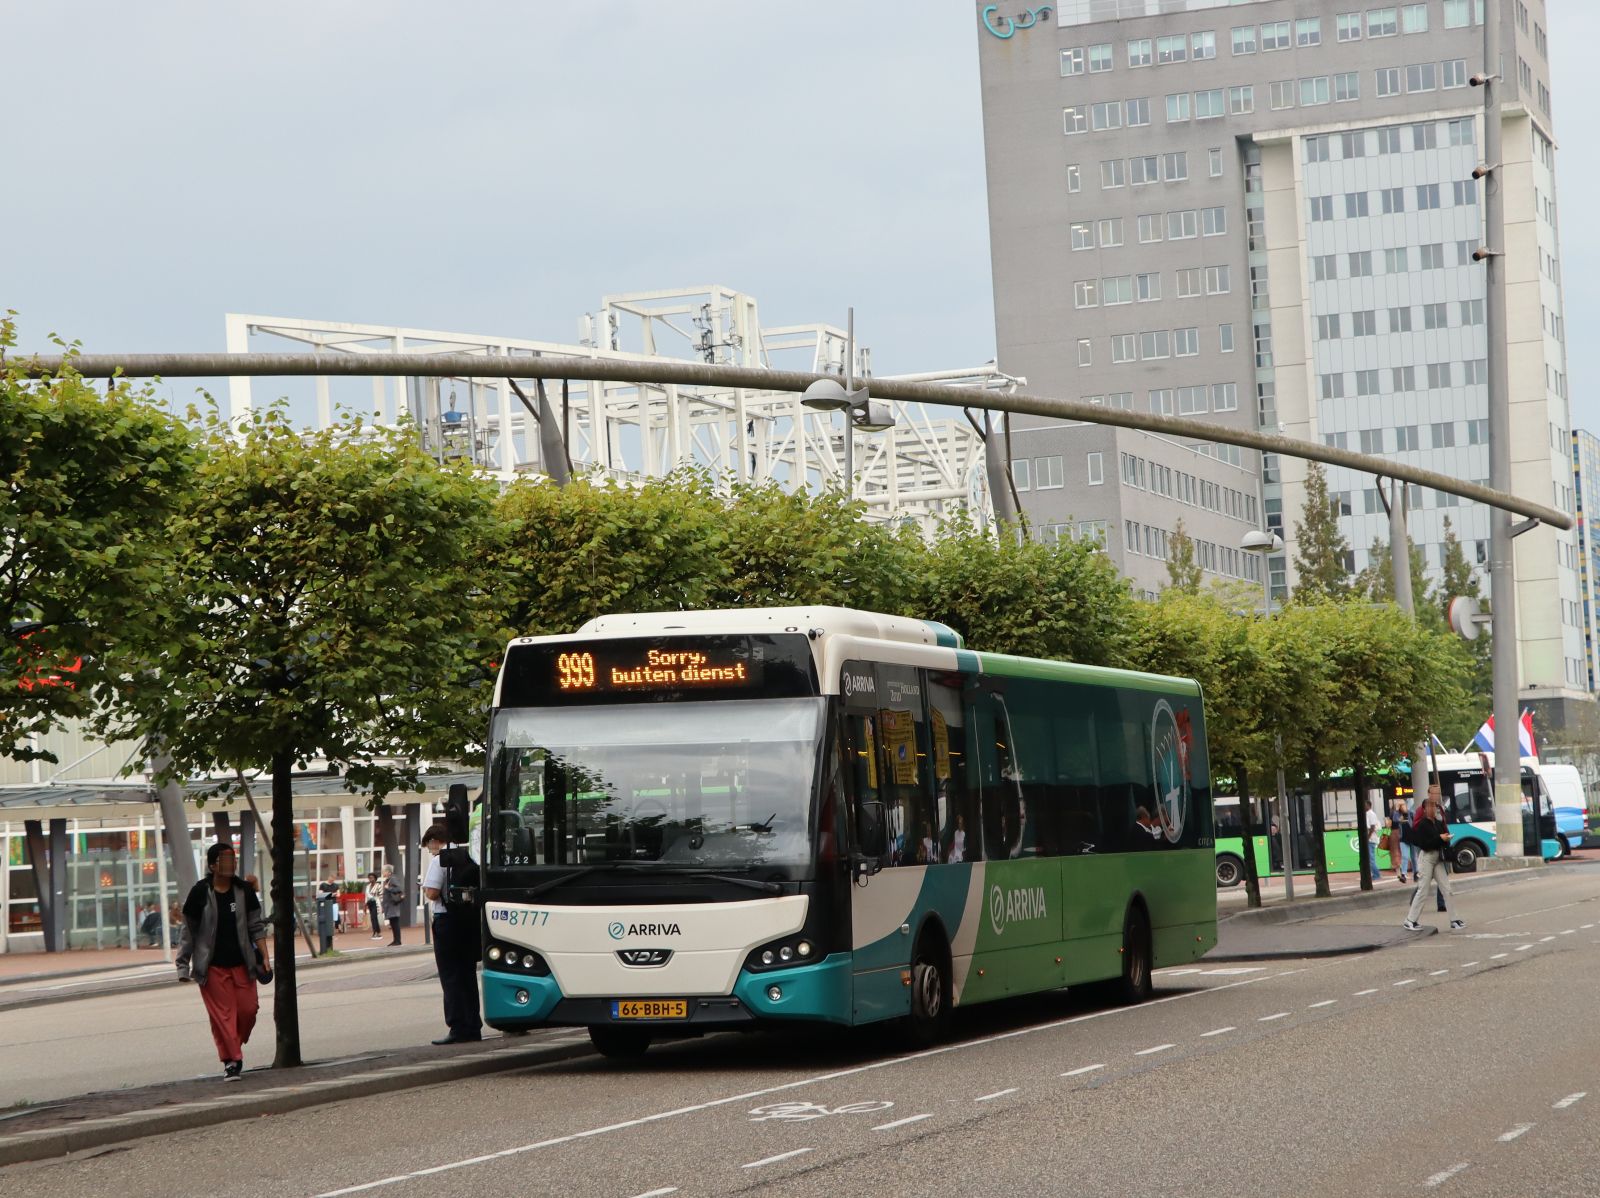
top-left (475, 607), bottom-right (1217, 1056)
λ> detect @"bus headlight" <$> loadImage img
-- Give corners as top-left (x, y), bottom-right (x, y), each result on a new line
top-left (745, 935), bottom-right (822, 972)
top-left (797, 940), bottom-right (813, 958)
top-left (487, 946), bottom-right (503, 962)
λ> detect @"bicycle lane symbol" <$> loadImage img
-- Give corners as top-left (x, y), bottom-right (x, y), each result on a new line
top-left (748, 1100), bottom-right (895, 1123)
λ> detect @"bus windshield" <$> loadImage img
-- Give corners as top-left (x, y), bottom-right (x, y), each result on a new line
top-left (486, 698), bottom-right (824, 874)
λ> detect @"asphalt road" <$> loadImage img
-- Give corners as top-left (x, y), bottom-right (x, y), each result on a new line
top-left (6, 867), bottom-right (1600, 1198)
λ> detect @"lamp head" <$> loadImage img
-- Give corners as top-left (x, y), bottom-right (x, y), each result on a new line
top-left (800, 378), bottom-right (851, 412)
top-left (1240, 530), bottom-right (1283, 553)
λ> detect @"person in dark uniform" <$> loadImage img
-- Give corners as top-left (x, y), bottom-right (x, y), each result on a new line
top-left (422, 823), bottom-right (482, 1044)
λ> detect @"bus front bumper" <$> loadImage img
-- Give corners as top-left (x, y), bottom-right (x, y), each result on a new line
top-left (482, 953), bottom-right (853, 1030)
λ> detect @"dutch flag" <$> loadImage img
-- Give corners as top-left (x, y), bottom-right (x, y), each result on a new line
top-left (1469, 710), bottom-right (1537, 759)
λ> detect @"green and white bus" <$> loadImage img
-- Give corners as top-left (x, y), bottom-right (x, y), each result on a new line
top-left (477, 607), bottom-right (1217, 1057)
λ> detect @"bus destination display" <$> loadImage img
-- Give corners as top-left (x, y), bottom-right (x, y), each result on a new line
top-left (557, 647), bottom-right (755, 693)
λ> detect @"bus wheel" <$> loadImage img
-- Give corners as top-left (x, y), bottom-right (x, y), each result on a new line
top-left (906, 934), bottom-right (952, 1046)
top-left (588, 1025), bottom-right (651, 1059)
top-left (1558, 835), bottom-right (1572, 859)
top-left (1452, 841), bottom-right (1483, 873)
top-left (1112, 906), bottom-right (1153, 1005)
top-left (1215, 854), bottom-right (1244, 888)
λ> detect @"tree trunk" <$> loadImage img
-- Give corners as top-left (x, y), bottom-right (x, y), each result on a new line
top-left (1308, 761), bottom-right (1331, 898)
top-left (270, 748), bottom-right (303, 1069)
top-left (1354, 763), bottom-right (1372, 892)
top-left (375, 803), bottom-right (400, 877)
top-left (1234, 763), bottom-right (1262, 908)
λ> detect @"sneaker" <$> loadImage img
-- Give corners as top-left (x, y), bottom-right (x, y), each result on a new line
top-left (1402, 920), bottom-right (1422, 931)
top-left (223, 1060), bottom-right (243, 1080)
top-left (1449, 920), bottom-right (1466, 930)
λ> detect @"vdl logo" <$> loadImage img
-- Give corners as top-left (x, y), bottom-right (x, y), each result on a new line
top-left (607, 921), bottom-right (626, 940)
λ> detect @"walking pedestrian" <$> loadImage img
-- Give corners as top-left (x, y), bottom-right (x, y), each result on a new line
top-left (364, 871), bottom-right (384, 940)
top-left (380, 863), bottom-right (404, 946)
top-left (1362, 798), bottom-right (1382, 881)
top-left (175, 842), bottom-right (271, 1080)
top-left (422, 823), bottom-right (482, 1044)
top-left (1402, 788), bottom-right (1466, 932)
top-left (316, 873), bottom-right (338, 954)
top-left (1389, 797), bottom-right (1414, 881)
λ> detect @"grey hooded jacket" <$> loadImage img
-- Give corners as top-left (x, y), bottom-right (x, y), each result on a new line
top-left (176, 877), bottom-right (267, 986)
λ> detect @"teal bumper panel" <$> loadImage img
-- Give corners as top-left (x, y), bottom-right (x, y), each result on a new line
top-left (733, 953), bottom-right (854, 1025)
top-left (482, 968), bottom-right (563, 1024)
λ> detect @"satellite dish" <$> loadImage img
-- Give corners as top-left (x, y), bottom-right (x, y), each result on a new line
top-left (1448, 595), bottom-right (1482, 641)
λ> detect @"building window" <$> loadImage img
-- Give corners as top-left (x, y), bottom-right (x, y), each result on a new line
top-left (1317, 314), bottom-right (1342, 339)
top-left (1101, 159), bottom-right (1126, 188)
top-left (1427, 362), bottom-right (1453, 388)
top-left (1148, 389), bottom-right (1173, 415)
top-left (1432, 422), bottom-right (1456, 449)
top-left (1176, 267), bottom-right (1202, 297)
top-left (1213, 382), bottom-right (1238, 412)
top-left (1299, 76), bottom-right (1330, 106)
top-left (1443, 59), bottom-right (1467, 89)
top-left (1099, 217), bottom-right (1124, 246)
top-left (1453, 180), bottom-right (1477, 206)
top-left (1447, 117), bottom-right (1473, 146)
top-left (1460, 299), bottom-right (1484, 325)
top-left (1070, 222), bottom-right (1093, 251)
top-left (1352, 310), bottom-right (1377, 336)
top-left (1269, 80), bottom-right (1295, 109)
top-left (1344, 191), bottom-right (1369, 218)
top-left (1395, 425), bottom-right (1419, 451)
top-left (1135, 272), bottom-right (1161, 302)
top-left (1231, 25), bottom-right (1257, 55)
top-left (1092, 101), bottom-right (1123, 131)
top-left (1367, 8), bottom-right (1398, 38)
top-left (1261, 20), bottom-right (1290, 51)
top-left (1103, 275), bottom-right (1133, 305)
top-left (1192, 31), bottom-right (1216, 60)
top-left (1137, 214), bottom-right (1162, 243)
top-left (1392, 365), bottom-right (1415, 390)
top-left (1201, 206), bottom-right (1226, 236)
top-left (1077, 338), bottom-right (1093, 366)
top-left (1401, 3), bottom-right (1428, 33)
top-left (1445, 0), bottom-right (1472, 28)
top-left (1467, 418), bottom-right (1487, 444)
top-left (1162, 151), bottom-right (1188, 180)
top-left (1320, 373), bottom-right (1345, 399)
top-left (1334, 72), bottom-right (1360, 102)
top-left (1111, 334), bottom-right (1136, 363)
top-left (1131, 155), bottom-right (1159, 185)
top-left (1140, 330), bottom-right (1170, 360)
top-left (1305, 135), bottom-right (1330, 163)
top-left (1126, 97), bottom-right (1150, 126)
top-left (1011, 459), bottom-right (1031, 490)
top-left (1340, 131), bottom-right (1366, 158)
top-left (1309, 195), bottom-right (1334, 222)
top-left (1064, 106), bottom-right (1088, 135)
top-left (1388, 305), bottom-right (1412, 332)
top-left (1168, 210), bottom-right (1198, 240)
top-left (1348, 251), bottom-right (1372, 278)
top-left (1034, 456), bottom-right (1064, 489)
top-left (1225, 86), bottom-right (1254, 117)
top-left (1380, 186), bottom-right (1405, 214)
top-left (1074, 280), bottom-right (1099, 309)
top-left (1337, 12), bottom-right (1362, 41)
top-left (1204, 266), bottom-right (1231, 294)
top-left (1209, 147), bottom-right (1224, 177)
top-left (1376, 68), bottom-right (1400, 97)
top-left (1220, 323), bottom-right (1235, 353)
top-left (1419, 242), bottom-right (1444, 269)
top-left (1061, 48), bottom-right (1087, 77)
top-left (1412, 121), bottom-right (1437, 150)
top-left (1156, 34), bottom-right (1187, 64)
top-left (1195, 89), bottom-right (1225, 119)
top-left (1312, 254), bottom-right (1337, 281)
top-left (1089, 43), bottom-right (1113, 72)
top-left (1086, 452), bottom-right (1103, 485)
top-left (1374, 126), bottom-right (1401, 153)
top-left (1174, 328), bottom-right (1200, 357)
top-left (1360, 429), bottom-right (1385, 454)
top-left (1166, 93), bottom-right (1191, 123)
top-left (1177, 384), bottom-right (1207, 413)
top-left (1128, 38), bottom-right (1152, 68)
top-left (1422, 303), bottom-right (1447, 330)
top-left (1066, 163), bottom-right (1081, 193)
top-left (1295, 17), bottom-right (1321, 46)
top-left (1405, 63), bottom-right (1436, 93)
top-left (1416, 183), bottom-right (1441, 210)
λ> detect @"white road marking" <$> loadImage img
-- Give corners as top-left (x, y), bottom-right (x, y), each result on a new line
top-left (1485, 899), bottom-right (1593, 924)
top-left (975, 1088), bottom-right (1018, 1102)
top-left (629, 1188), bottom-right (678, 1197)
top-left (1491, 953), bottom-right (1508, 959)
top-left (1461, 961), bottom-right (1479, 967)
top-left (872, 1114), bottom-right (933, 1132)
top-left (1061, 1064), bottom-right (1105, 1077)
top-left (1354, 989), bottom-right (1378, 996)
top-left (1424, 1161), bottom-right (1471, 1187)
top-left (1393, 979), bottom-right (1417, 987)
top-left (1540, 936), bottom-right (1556, 942)
top-left (311, 967), bottom-right (1310, 1197)
top-left (1135, 1043), bottom-right (1175, 1055)
top-left (1258, 1012), bottom-right (1289, 1022)
top-left (1516, 944), bottom-right (1535, 952)
top-left (742, 1149), bottom-right (812, 1169)
top-left (1560, 929), bottom-right (1575, 935)
top-left (1582, 924), bottom-right (1595, 930)
top-left (1200, 1027), bottom-right (1236, 1037)
top-left (1308, 1000), bottom-right (1337, 1008)
top-left (1198, 967), bottom-right (1266, 976)
top-left (1497, 1124), bottom-right (1534, 1142)
top-left (1430, 970), bottom-right (1449, 976)
top-left (1555, 1092), bottom-right (1587, 1109)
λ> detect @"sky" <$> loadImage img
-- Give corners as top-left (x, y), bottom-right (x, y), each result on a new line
top-left (3, 1), bottom-right (1597, 431)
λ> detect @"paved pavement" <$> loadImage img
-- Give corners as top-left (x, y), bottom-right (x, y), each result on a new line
top-left (3, 862), bottom-right (1599, 1193)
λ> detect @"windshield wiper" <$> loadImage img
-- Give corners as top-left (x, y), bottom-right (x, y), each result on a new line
top-left (613, 864), bottom-right (783, 894)
top-left (522, 866), bottom-right (603, 898)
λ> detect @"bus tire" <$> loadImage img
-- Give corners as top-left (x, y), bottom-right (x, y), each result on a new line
top-left (1452, 840), bottom-right (1486, 873)
top-left (1112, 904), bottom-right (1153, 1005)
top-left (588, 1025), bottom-right (651, 1059)
top-left (905, 930), bottom-right (952, 1047)
top-left (1215, 854), bottom-right (1244, 888)
top-left (1558, 834), bottom-right (1572, 859)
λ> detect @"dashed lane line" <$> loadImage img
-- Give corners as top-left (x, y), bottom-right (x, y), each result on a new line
top-left (1497, 1124), bottom-right (1534, 1142)
top-left (1393, 979), bottom-right (1417, 987)
top-left (1135, 1044), bottom-right (1175, 1056)
top-left (872, 1114), bottom-right (933, 1132)
top-left (1200, 1027), bottom-right (1236, 1037)
top-left (1491, 953), bottom-right (1509, 959)
top-left (1308, 1000), bottom-right (1337, 1009)
top-left (1258, 1013), bottom-right (1289, 1022)
top-left (1555, 1093), bottom-right (1587, 1109)
top-left (742, 1149), bottom-right (812, 1169)
top-left (1516, 944), bottom-right (1535, 952)
top-left (975, 1088), bottom-right (1018, 1102)
top-left (1461, 961), bottom-right (1480, 967)
top-left (1430, 970), bottom-right (1449, 976)
top-left (629, 1188), bottom-right (678, 1198)
top-left (1424, 1161), bottom-right (1472, 1188)
top-left (1354, 989), bottom-right (1378, 996)
top-left (1540, 936), bottom-right (1557, 943)
top-left (1061, 1064), bottom-right (1105, 1077)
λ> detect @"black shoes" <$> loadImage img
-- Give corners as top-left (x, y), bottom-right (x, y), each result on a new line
top-left (223, 1059), bottom-right (243, 1080)
top-left (431, 1032), bottom-right (483, 1045)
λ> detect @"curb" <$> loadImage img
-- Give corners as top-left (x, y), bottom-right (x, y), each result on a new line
top-left (1219, 863), bottom-right (1545, 927)
top-left (1205, 925), bottom-right (1437, 962)
top-left (0, 944), bottom-right (434, 1014)
top-left (0, 1039), bottom-right (592, 1167)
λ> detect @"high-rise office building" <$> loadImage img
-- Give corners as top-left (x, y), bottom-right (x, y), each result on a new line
top-left (977, 0), bottom-right (1586, 720)
top-left (1573, 430), bottom-right (1600, 693)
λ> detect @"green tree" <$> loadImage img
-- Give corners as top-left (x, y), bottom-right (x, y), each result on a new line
top-left (1354, 533), bottom-right (1432, 626)
top-left (1, 318), bottom-right (198, 761)
top-left (1291, 463), bottom-right (1352, 601)
top-left (103, 408), bottom-right (498, 1068)
top-left (911, 520), bottom-right (1137, 666)
top-left (1164, 519), bottom-right (1203, 594)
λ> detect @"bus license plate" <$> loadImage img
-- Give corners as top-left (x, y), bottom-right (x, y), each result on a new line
top-left (612, 999), bottom-right (688, 1020)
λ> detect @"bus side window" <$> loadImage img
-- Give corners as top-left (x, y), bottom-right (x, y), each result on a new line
top-left (928, 672), bottom-right (979, 863)
top-left (970, 691), bottom-right (1022, 859)
top-left (875, 663), bottom-right (935, 867)
top-left (1095, 697), bottom-right (1143, 853)
top-left (1052, 688), bottom-right (1100, 856)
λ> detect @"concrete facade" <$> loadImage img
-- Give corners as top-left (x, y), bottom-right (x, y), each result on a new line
top-left (976, 0), bottom-right (1585, 710)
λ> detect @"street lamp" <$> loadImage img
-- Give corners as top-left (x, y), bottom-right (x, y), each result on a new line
top-left (800, 308), bottom-right (894, 499)
top-left (1241, 528), bottom-right (1292, 898)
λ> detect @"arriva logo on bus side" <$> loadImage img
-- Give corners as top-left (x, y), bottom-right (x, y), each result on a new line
top-left (988, 883), bottom-right (1048, 935)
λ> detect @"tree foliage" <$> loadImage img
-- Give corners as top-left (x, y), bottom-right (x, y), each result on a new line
top-left (1164, 519), bottom-right (1203, 594)
top-left (1291, 462), bottom-right (1352, 601)
top-left (1, 317), bottom-right (198, 761)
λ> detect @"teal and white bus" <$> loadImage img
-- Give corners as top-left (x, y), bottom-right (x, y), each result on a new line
top-left (477, 607), bottom-right (1217, 1057)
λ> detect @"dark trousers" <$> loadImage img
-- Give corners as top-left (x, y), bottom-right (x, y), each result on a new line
top-left (365, 900), bottom-right (381, 935)
top-left (431, 911), bottom-right (482, 1037)
top-left (388, 916), bottom-right (401, 945)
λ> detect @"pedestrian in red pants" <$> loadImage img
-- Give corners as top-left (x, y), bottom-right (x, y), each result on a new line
top-left (177, 842), bottom-right (272, 1079)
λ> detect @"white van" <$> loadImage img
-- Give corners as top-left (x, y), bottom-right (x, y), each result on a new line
top-left (1537, 763), bottom-right (1589, 852)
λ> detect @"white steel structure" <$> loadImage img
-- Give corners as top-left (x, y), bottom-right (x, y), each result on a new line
top-left (224, 287), bottom-right (1009, 532)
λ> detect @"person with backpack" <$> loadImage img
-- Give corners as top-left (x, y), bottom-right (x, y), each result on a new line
top-left (1403, 787), bottom-right (1465, 931)
top-left (422, 822), bottom-right (482, 1044)
top-left (175, 842), bottom-right (272, 1079)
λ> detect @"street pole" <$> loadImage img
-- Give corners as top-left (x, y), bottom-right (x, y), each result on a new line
top-left (1386, 479), bottom-right (1433, 879)
top-left (1482, 0), bottom-right (1525, 858)
top-left (1275, 733), bottom-right (1294, 901)
top-left (844, 307), bottom-right (855, 499)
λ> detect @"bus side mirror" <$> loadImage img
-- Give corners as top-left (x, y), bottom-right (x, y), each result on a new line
top-left (854, 802), bottom-right (887, 879)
